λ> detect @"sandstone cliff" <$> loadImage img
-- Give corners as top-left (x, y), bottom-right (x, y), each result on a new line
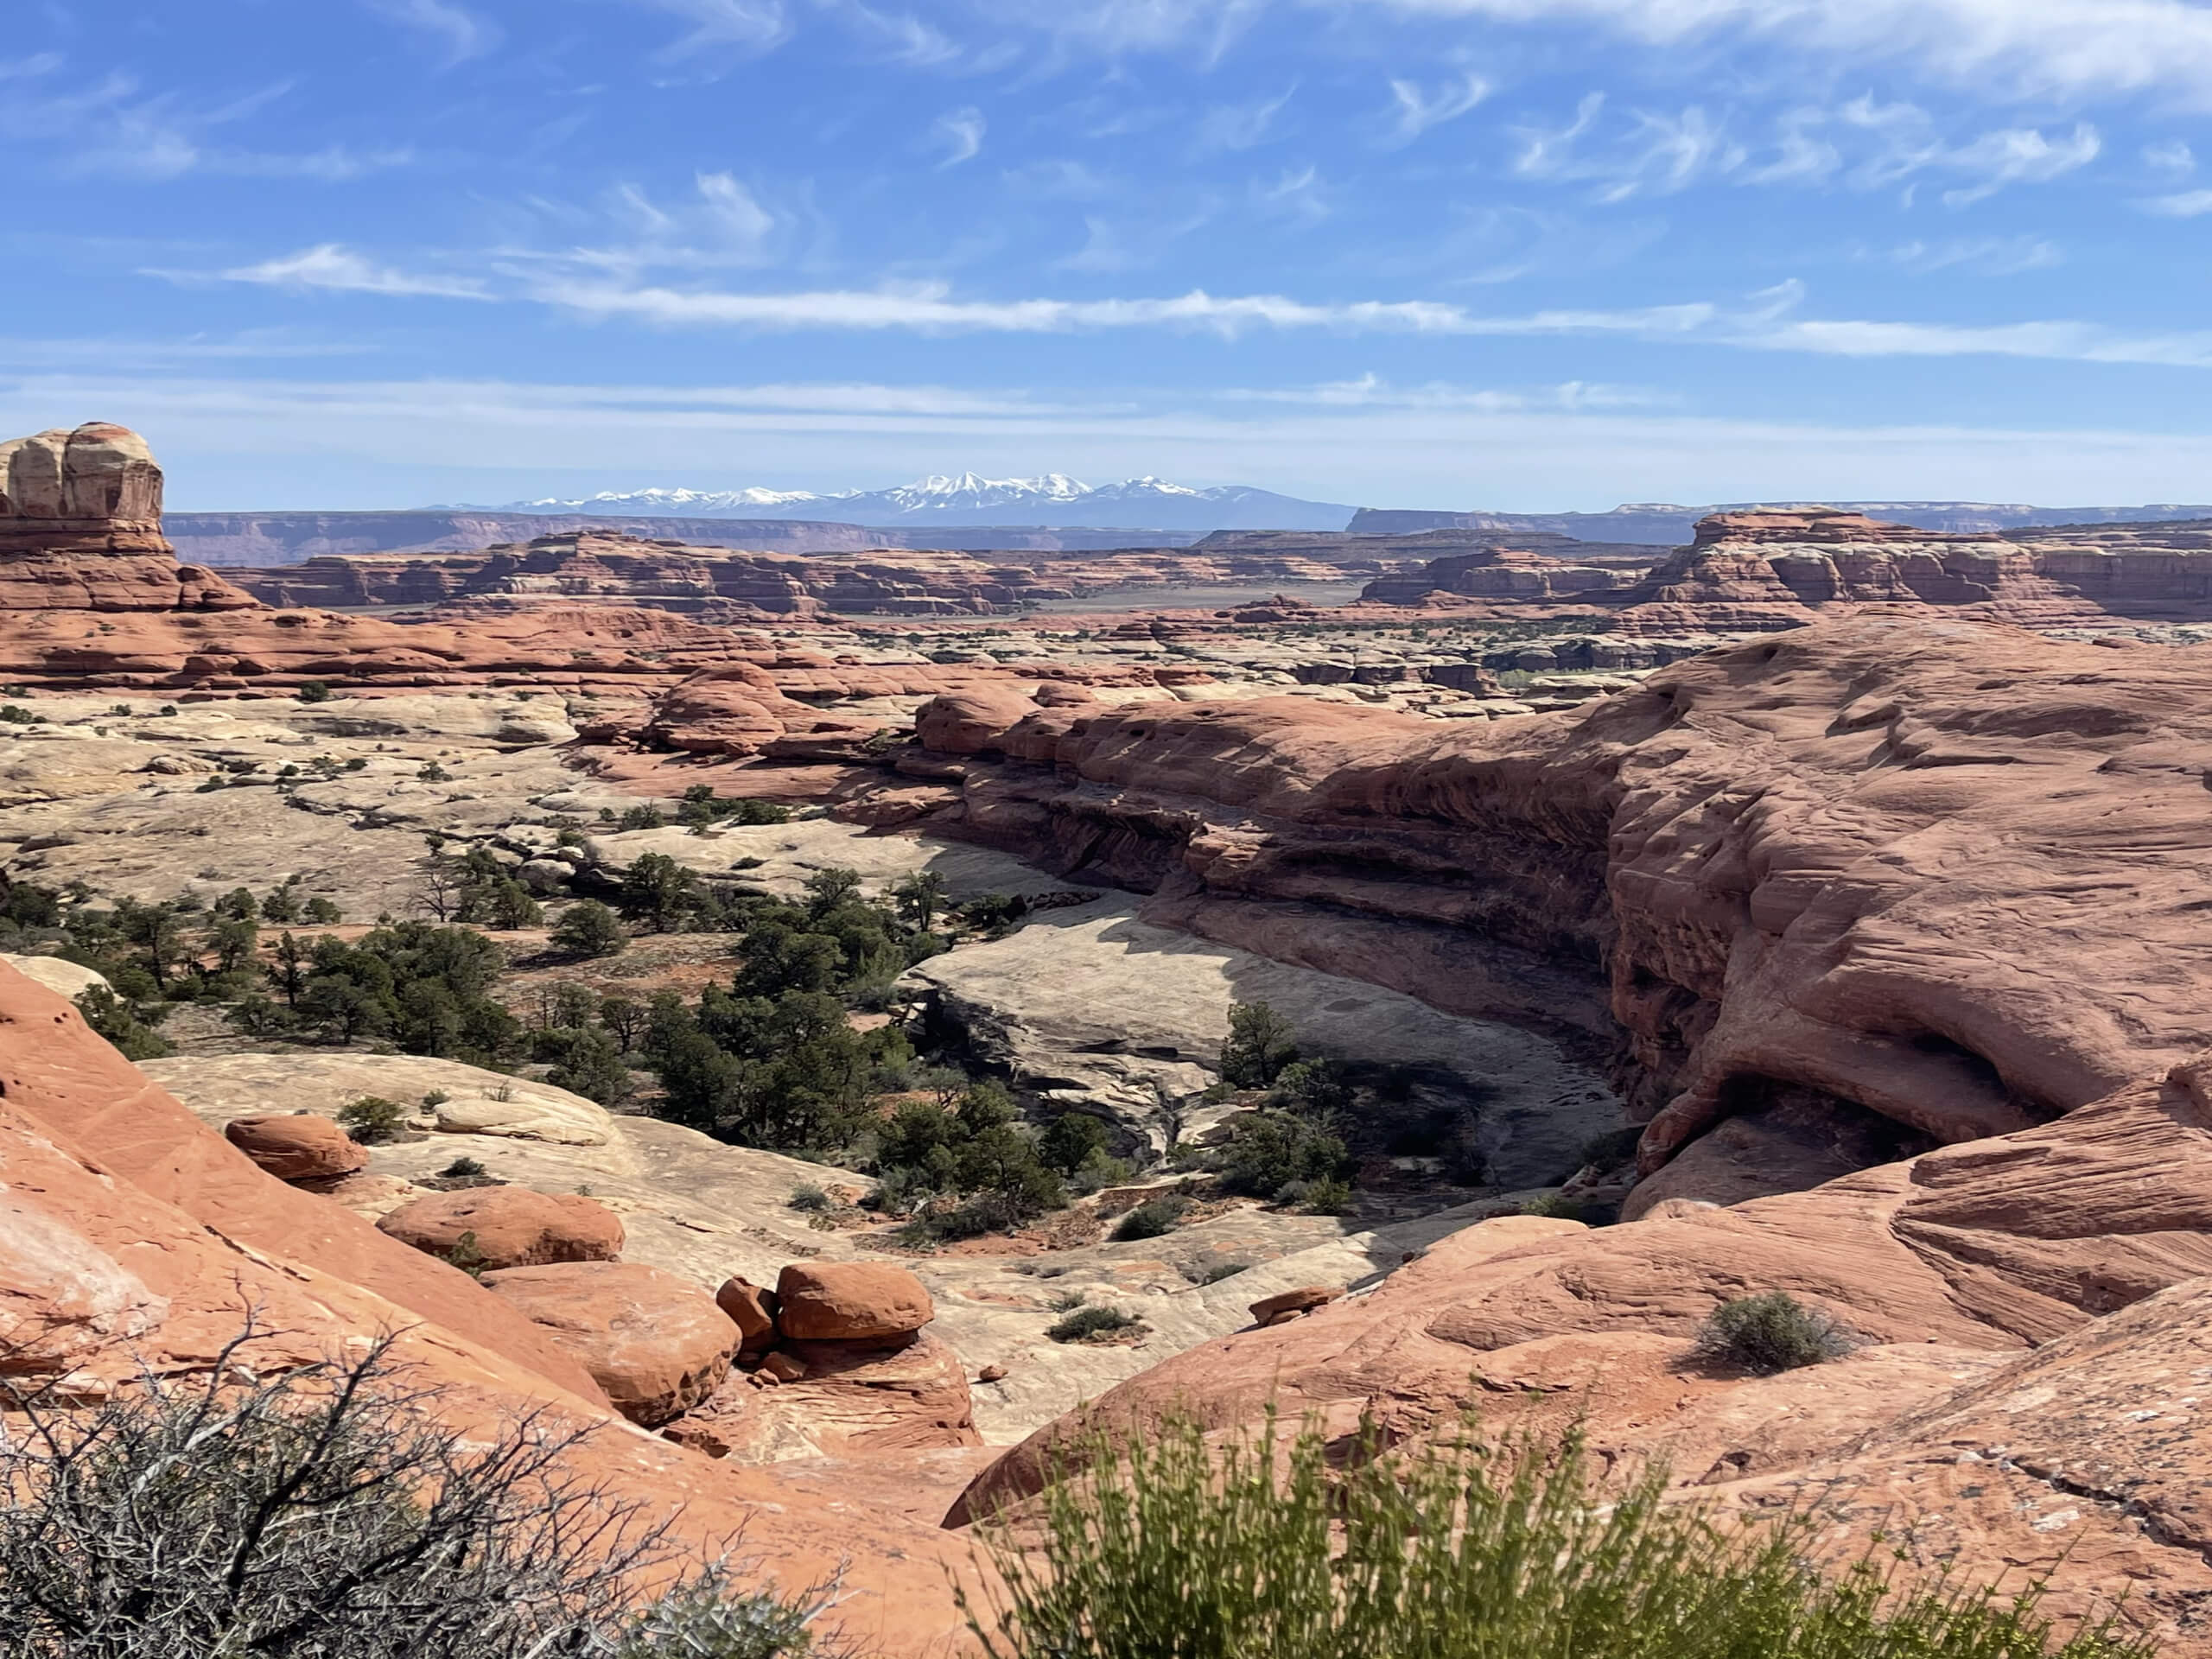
top-left (0, 423), bottom-right (254, 612)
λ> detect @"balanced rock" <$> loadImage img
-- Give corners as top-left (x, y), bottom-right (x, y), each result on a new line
top-left (1248, 1286), bottom-right (1341, 1325)
top-left (715, 1275), bottom-right (779, 1351)
top-left (377, 1186), bottom-right (623, 1270)
top-left (668, 1330), bottom-right (979, 1463)
top-left (775, 1262), bottom-right (934, 1342)
top-left (481, 1261), bottom-right (740, 1427)
top-left (222, 1114), bottom-right (369, 1184)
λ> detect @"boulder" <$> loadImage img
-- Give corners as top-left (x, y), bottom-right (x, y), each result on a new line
top-left (1248, 1285), bottom-right (1340, 1325)
top-left (481, 1261), bottom-right (740, 1427)
top-left (667, 1331), bottom-right (979, 1463)
top-left (378, 1186), bottom-right (623, 1270)
top-left (222, 1114), bottom-right (369, 1184)
top-left (775, 1262), bottom-right (934, 1342)
top-left (715, 1275), bottom-right (779, 1351)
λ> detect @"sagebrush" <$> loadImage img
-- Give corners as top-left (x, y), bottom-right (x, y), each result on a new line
top-left (962, 1412), bottom-right (2148, 1659)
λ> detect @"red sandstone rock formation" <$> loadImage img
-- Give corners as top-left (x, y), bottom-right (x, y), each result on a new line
top-left (222, 1113), bottom-right (371, 1183)
top-left (0, 423), bottom-right (254, 612)
top-left (378, 1185), bottom-right (626, 1269)
top-left (881, 616), bottom-right (2212, 1192)
top-left (0, 960), bottom-right (980, 1649)
top-left (1364, 506), bottom-right (2212, 632)
top-left (775, 1262), bottom-right (935, 1341)
top-left (479, 1260), bottom-right (742, 1427)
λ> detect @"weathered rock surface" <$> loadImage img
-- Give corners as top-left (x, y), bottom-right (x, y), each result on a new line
top-left (0, 423), bottom-right (254, 613)
top-left (899, 893), bottom-right (1619, 1171)
top-left (776, 1262), bottom-right (935, 1342)
top-left (222, 1113), bottom-right (370, 1183)
top-left (0, 962), bottom-right (982, 1652)
top-left (950, 1061), bottom-right (2212, 1648)
top-left (0, 951), bottom-right (108, 999)
top-left (669, 1331), bottom-right (980, 1463)
top-left (480, 1260), bottom-right (741, 1426)
top-left (883, 616), bottom-right (2212, 1204)
top-left (378, 1186), bottom-right (626, 1269)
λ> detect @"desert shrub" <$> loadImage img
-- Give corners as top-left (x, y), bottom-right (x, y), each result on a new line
top-left (442, 1230), bottom-right (493, 1278)
top-left (1046, 1305), bottom-right (1144, 1344)
top-left (73, 984), bottom-right (173, 1061)
top-left (789, 1183), bottom-right (831, 1212)
top-left (439, 1155), bottom-right (487, 1179)
top-left (0, 1332), bottom-right (836, 1658)
top-left (296, 679), bottom-right (333, 702)
top-left (1218, 1000), bottom-right (1299, 1089)
top-left (1110, 1197), bottom-right (1187, 1242)
top-left (339, 1093), bottom-right (409, 1144)
top-left (1196, 1260), bottom-right (1249, 1285)
top-left (1694, 1292), bottom-right (1856, 1376)
top-left (1212, 1111), bottom-right (1351, 1200)
top-left (1295, 1176), bottom-right (1352, 1215)
top-left (1039, 1110), bottom-right (1110, 1176)
top-left (1068, 1147), bottom-right (1133, 1197)
top-left (552, 899), bottom-right (626, 958)
top-left (963, 1414), bottom-right (2149, 1659)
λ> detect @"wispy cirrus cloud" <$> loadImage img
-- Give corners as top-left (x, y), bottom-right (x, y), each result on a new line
top-left (1516, 94), bottom-right (2099, 204)
top-left (168, 244), bottom-right (492, 300)
top-left (2139, 187), bottom-right (2212, 216)
top-left (625, 0), bottom-right (791, 60)
top-left (1383, 69), bottom-right (1490, 145)
top-left (928, 107), bottom-right (986, 167)
top-left (359, 0), bottom-right (500, 66)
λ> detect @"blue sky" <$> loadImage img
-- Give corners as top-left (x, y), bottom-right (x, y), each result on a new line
top-left (9, 0), bottom-right (2212, 512)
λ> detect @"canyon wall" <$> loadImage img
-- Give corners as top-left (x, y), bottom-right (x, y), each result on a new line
top-left (884, 615), bottom-right (2212, 1183)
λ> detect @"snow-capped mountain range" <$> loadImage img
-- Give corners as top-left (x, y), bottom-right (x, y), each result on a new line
top-left (474, 473), bottom-right (1357, 531)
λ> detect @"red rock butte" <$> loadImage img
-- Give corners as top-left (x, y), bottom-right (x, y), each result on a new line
top-left (0, 422), bottom-right (256, 611)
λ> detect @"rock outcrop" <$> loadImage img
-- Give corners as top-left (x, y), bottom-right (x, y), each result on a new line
top-left (949, 1062), bottom-right (2212, 1649)
top-left (480, 1260), bottom-right (742, 1427)
top-left (222, 1113), bottom-right (371, 1184)
top-left (1365, 505), bottom-right (2212, 634)
top-left (0, 962), bottom-right (980, 1651)
top-left (775, 1262), bottom-right (936, 1342)
top-left (879, 615), bottom-right (2212, 1203)
top-left (0, 423), bottom-right (254, 612)
top-left (378, 1186), bottom-right (626, 1269)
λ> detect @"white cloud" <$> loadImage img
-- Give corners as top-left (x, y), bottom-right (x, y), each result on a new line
top-left (2145, 139), bottom-right (2197, 175)
top-left (929, 107), bottom-right (986, 167)
top-left (832, 3), bottom-right (969, 66)
top-left (1252, 163), bottom-right (1332, 224)
top-left (1195, 85), bottom-right (1296, 152)
top-left (2140, 188), bottom-right (2212, 215)
top-left (1331, 0), bottom-right (2212, 108)
top-left (192, 245), bottom-right (492, 300)
top-left (1883, 236), bottom-right (2063, 274)
top-left (1517, 94), bottom-right (2098, 204)
top-left (1939, 123), bottom-right (2100, 205)
top-left (626, 0), bottom-right (791, 59)
top-left (360, 0), bottom-right (502, 65)
top-left (1222, 372), bottom-right (1667, 409)
top-left (1384, 69), bottom-right (1490, 144)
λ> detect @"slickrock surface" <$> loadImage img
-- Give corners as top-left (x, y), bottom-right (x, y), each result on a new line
top-left (886, 615), bottom-right (2212, 1191)
top-left (671, 1331), bottom-right (980, 1463)
top-left (951, 1065), bottom-right (2212, 1645)
top-left (0, 961), bottom-right (983, 1652)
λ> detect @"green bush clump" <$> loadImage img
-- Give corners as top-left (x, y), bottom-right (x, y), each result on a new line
top-left (1046, 1305), bottom-right (1145, 1344)
top-left (1109, 1197), bottom-right (1187, 1242)
top-left (339, 1094), bottom-right (410, 1144)
top-left (1694, 1292), bottom-right (1857, 1375)
top-left (551, 899), bottom-right (626, 958)
top-left (1212, 1112), bottom-right (1351, 1201)
top-left (963, 1413), bottom-right (2147, 1659)
top-left (73, 984), bottom-right (173, 1060)
top-left (789, 1183), bottom-right (831, 1212)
